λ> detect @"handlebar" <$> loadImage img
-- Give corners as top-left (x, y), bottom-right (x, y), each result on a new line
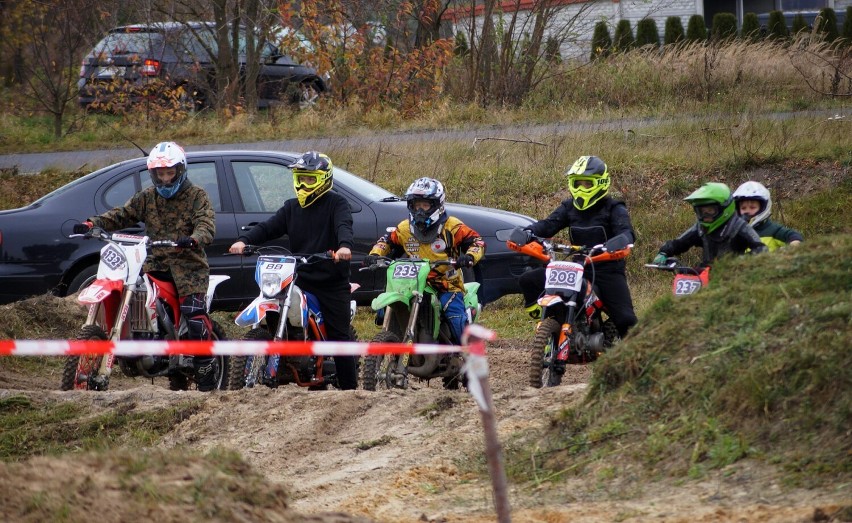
top-left (359, 256), bottom-right (463, 272)
top-left (71, 226), bottom-right (180, 248)
top-left (506, 236), bottom-right (632, 264)
top-left (644, 258), bottom-right (705, 276)
top-left (235, 244), bottom-right (335, 264)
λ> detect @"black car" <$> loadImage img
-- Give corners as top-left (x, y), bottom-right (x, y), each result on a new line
top-left (0, 151), bottom-right (539, 310)
top-left (78, 22), bottom-right (328, 110)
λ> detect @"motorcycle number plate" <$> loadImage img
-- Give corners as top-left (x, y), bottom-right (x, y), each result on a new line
top-left (673, 274), bottom-right (703, 295)
top-left (391, 264), bottom-right (419, 279)
top-left (545, 261), bottom-right (584, 292)
top-left (101, 244), bottom-right (127, 270)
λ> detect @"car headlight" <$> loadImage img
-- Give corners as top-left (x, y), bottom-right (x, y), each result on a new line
top-left (261, 273), bottom-right (283, 298)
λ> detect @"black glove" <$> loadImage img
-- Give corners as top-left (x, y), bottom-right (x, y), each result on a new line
top-left (508, 226), bottom-right (533, 246)
top-left (456, 253), bottom-right (475, 268)
top-left (363, 254), bottom-right (380, 267)
top-left (72, 221), bottom-right (92, 235)
top-left (176, 236), bottom-right (198, 249)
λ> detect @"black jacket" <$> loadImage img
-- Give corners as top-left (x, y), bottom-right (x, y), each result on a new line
top-left (238, 191), bottom-right (354, 290)
top-left (659, 215), bottom-right (767, 265)
top-left (527, 196), bottom-right (635, 271)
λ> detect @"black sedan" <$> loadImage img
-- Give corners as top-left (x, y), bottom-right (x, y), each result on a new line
top-left (0, 151), bottom-right (539, 310)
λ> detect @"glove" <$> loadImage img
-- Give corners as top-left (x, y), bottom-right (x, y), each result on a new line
top-left (456, 253), bottom-right (475, 268)
top-left (72, 221), bottom-right (93, 235)
top-left (509, 227), bottom-right (533, 246)
top-left (652, 253), bottom-right (668, 265)
top-left (363, 254), bottom-right (380, 267)
top-left (176, 236), bottom-right (198, 249)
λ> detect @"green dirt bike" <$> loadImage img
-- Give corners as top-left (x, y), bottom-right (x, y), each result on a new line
top-left (360, 256), bottom-right (481, 391)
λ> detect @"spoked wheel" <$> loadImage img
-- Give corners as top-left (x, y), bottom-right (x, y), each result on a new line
top-left (362, 331), bottom-right (407, 391)
top-left (227, 327), bottom-right (273, 390)
top-left (61, 325), bottom-right (108, 391)
top-left (170, 321), bottom-right (229, 392)
top-left (530, 318), bottom-right (562, 388)
top-left (602, 319), bottom-right (620, 348)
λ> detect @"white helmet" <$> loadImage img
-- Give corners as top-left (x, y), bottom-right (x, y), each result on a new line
top-left (147, 141), bottom-right (188, 199)
top-left (733, 181), bottom-right (771, 226)
top-left (404, 177), bottom-right (447, 242)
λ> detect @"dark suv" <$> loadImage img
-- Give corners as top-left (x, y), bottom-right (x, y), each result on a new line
top-left (77, 22), bottom-right (328, 110)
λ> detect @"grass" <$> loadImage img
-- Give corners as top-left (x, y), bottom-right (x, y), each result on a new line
top-left (503, 235), bottom-right (852, 487)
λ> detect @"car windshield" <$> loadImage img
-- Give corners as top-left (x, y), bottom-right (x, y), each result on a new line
top-left (92, 31), bottom-right (164, 56)
top-left (333, 168), bottom-right (396, 202)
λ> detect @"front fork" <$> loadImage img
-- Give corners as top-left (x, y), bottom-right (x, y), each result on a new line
top-left (86, 288), bottom-right (136, 383)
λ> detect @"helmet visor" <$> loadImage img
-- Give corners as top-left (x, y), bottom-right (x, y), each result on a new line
top-left (294, 171), bottom-right (325, 190)
top-left (568, 176), bottom-right (600, 192)
top-left (149, 167), bottom-right (181, 188)
top-left (694, 203), bottom-right (722, 222)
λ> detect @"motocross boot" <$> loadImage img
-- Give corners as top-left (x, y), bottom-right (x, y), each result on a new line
top-left (525, 304), bottom-right (542, 319)
top-left (194, 357), bottom-right (218, 392)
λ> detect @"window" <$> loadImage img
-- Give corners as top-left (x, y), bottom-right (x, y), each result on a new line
top-left (781, 0), bottom-right (826, 9)
top-left (103, 174), bottom-right (137, 209)
top-left (231, 161), bottom-right (295, 212)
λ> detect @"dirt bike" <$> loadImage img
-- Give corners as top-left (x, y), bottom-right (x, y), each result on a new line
top-left (644, 257), bottom-right (711, 296)
top-left (359, 256), bottom-right (481, 391)
top-left (226, 246), bottom-right (358, 391)
top-left (60, 226), bottom-right (230, 391)
top-left (498, 228), bottom-right (632, 388)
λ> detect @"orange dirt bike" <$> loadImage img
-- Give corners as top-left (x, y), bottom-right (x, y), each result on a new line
top-left (644, 257), bottom-right (711, 296)
top-left (60, 227), bottom-right (230, 391)
top-left (498, 228), bottom-right (632, 388)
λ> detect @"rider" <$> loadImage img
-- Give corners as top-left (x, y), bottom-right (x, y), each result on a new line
top-left (73, 141), bottom-right (218, 391)
top-left (652, 182), bottom-right (768, 266)
top-left (517, 155), bottom-right (637, 339)
top-left (732, 181), bottom-right (803, 251)
top-left (227, 151), bottom-right (358, 390)
top-left (364, 177), bottom-right (485, 345)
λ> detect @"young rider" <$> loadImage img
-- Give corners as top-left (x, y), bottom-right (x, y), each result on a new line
top-left (227, 151), bottom-right (358, 390)
top-left (732, 181), bottom-right (803, 251)
top-left (73, 141), bottom-right (218, 391)
top-left (363, 177), bottom-right (485, 345)
top-left (517, 155), bottom-right (637, 339)
top-left (653, 182), bottom-right (768, 266)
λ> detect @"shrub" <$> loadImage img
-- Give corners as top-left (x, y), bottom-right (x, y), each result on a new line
top-left (712, 12), bottom-right (738, 41)
top-left (740, 12), bottom-right (761, 42)
top-left (544, 35), bottom-right (562, 64)
top-left (454, 31), bottom-right (469, 57)
top-left (767, 10), bottom-right (790, 40)
top-left (815, 8), bottom-right (839, 42)
top-left (686, 14), bottom-right (707, 42)
top-left (613, 19), bottom-right (635, 53)
top-left (664, 16), bottom-right (685, 45)
top-left (791, 13), bottom-right (809, 36)
top-left (636, 18), bottom-right (660, 48)
top-left (591, 20), bottom-right (612, 60)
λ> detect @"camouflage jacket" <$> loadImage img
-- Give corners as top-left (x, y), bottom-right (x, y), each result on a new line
top-left (88, 182), bottom-right (215, 296)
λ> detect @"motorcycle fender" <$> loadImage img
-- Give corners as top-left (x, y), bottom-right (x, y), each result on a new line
top-left (371, 292), bottom-right (411, 312)
top-left (463, 282), bottom-right (482, 324)
top-left (235, 297), bottom-right (280, 327)
top-left (77, 278), bottom-right (123, 304)
top-left (205, 275), bottom-right (231, 311)
top-left (537, 295), bottom-right (564, 308)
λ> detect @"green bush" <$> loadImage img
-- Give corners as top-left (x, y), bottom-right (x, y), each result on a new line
top-left (791, 13), bottom-right (809, 36)
top-left (664, 16), bottom-right (685, 45)
top-left (613, 19), bottom-right (635, 52)
top-left (591, 20), bottom-right (612, 60)
top-left (636, 18), bottom-right (660, 48)
top-left (740, 12), bottom-right (761, 41)
top-left (453, 31), bottom-right (469, 57)
top-left (544, 35), bottom-right (562, 64)
top-left (815, 8), bottom-right (839, 41)
top-left (712, 12), bottom-right (738, 41)
top-left (686, 14), bottom-right (707, 42)
top-left (767, 10), bottom-right (790, 40)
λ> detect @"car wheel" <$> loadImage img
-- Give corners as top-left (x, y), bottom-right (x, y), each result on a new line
top-left (66, 265), bottom-right (98, 296)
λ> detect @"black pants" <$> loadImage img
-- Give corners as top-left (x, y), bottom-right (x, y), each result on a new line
top-left (519, 266), bottom-right (637, 337)
top-left (300, 282), bottom-right (358, 390)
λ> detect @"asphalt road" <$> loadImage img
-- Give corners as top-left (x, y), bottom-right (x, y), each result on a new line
top-left (0, 110), bottom-right (847, 174)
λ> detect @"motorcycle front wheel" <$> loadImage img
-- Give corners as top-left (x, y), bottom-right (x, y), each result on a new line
top-left (362, 330), bottom-right (406, 391)
top-left (227, 327), bottom-right (271, 390)
top-left (530, 318), bottom-right (562, 388)
top-left (61, 325), bottom-right (109, 391)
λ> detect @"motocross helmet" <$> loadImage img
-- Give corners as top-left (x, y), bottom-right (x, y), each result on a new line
top-left (733, 181), bottom-right (772, 226)
top-left (566, 155), bottom-right (611, 210)
top-left (290, 151), bottom-right (333, 208)
top-left (147, 141), bottom-right (188, 199)
top-left (684, 182), bottom-right (735, 234)
top-left (404, 177), bottom-right (447, 242)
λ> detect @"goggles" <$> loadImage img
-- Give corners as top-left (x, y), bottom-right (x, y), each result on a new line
top-left (293, 171), bottom-right (325, 190)
top-left (568, 175), bottom-right (602, 191)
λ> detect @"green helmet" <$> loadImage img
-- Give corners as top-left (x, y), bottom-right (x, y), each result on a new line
top-left (565, 155), bottom-right (611, 210)
top-left (684, 182), bottom-right (735, 233)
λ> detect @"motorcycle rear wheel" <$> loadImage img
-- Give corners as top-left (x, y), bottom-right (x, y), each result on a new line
top-left (227, 327), bottom-right (272, 390)
top-left (530, 318), bottom-right (562, 388)
top-left (362, 330), bottom-right (403, 391)
top-left (168, 321), bottom-right (228, 391)
top-left (61, 325), bottom-right (109, 391)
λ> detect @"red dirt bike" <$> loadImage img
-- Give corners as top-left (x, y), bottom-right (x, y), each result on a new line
top-left (644, 257), bottom-right (711, 296)
top-left (498, 228), bottom-right (632, 388)
top-left (60, 226), bottom-right (230, 391)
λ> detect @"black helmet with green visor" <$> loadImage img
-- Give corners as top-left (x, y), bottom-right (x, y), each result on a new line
top-left (290, 151), bottom-right (333, 208)
top-left (684, 182), bottom-right (735, 234)
top-left (566, 155), bottom-right (611, 210)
